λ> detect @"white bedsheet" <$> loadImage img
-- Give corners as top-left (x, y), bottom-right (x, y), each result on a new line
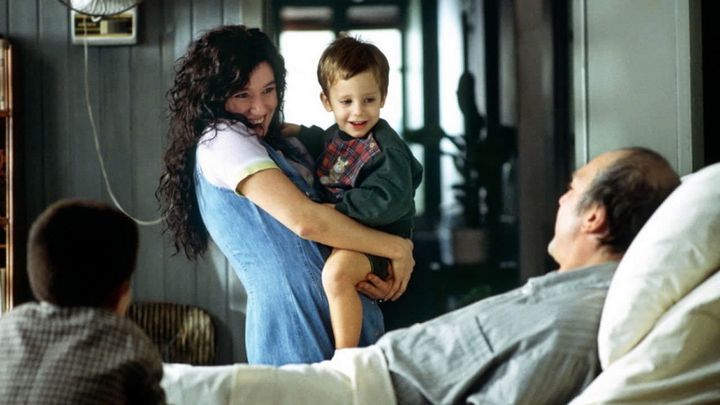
top-left (161, 345), bottom-right (396, 405)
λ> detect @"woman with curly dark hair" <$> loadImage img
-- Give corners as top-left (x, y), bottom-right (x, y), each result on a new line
top-left (157, 25), bottom-right (414, 366)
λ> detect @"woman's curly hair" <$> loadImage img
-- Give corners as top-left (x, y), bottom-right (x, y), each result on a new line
top-left (157, 25), bottom-right (287, 259)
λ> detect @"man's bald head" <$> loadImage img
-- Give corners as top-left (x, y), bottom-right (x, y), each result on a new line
top-left (577, 147), bottom-right (680, 254)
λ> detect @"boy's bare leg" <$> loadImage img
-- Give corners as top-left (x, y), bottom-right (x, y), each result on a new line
top-left (322, 249), bottom-right (373, 349)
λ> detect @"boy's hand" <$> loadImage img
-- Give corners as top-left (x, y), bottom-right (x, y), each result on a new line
top-left (281, 123), bottom-right (301, 137)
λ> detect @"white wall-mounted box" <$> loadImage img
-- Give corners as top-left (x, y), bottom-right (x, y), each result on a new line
top-left (71, 8), bottom-right (137, 46)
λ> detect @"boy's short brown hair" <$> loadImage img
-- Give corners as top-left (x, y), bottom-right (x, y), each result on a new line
top-left (27, 199), bottom-right (139, 307)
top-left (317, 35), bottom-right (390, 99)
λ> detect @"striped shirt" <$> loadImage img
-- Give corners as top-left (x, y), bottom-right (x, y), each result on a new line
top-left (378, 262), bottom-right (617, 404)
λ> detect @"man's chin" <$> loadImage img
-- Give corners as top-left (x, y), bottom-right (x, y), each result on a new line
top-left (547, 240), bottom-right (558, 261)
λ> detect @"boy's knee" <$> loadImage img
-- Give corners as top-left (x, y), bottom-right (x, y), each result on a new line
top-left (322, 251), bottom-right (370, 294)
top-left (322, 261), bottom-right (344, 293)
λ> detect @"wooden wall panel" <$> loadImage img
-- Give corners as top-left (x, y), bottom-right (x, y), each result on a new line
top-left (159, 0), bottom-right (198, 311)
top-left (39, 0), bottom-right (72, 203)
top-left (66, 23), bottom-right (104, 201)
top-left (97, 44), bottom-right (132, 223)
top-left (130, 0), bottom-right (167, 303)
top-left (0, 1), bottom-right (7, 33)
top-left (8, 0), bottom-right (43, 224)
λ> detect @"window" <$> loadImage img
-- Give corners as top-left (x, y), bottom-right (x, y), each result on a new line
top-left (279, 30), bottom-right (335, 128)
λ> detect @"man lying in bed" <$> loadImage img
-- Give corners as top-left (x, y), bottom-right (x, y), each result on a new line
top-left (164, 147), bottom-right (680, 404)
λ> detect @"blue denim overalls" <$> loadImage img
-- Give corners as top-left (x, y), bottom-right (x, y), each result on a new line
top-left (195, 137), bottom-right (384, 365)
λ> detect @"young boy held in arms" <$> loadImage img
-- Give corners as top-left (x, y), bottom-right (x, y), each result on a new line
top-left (293, 36), bottom-right (423, 349)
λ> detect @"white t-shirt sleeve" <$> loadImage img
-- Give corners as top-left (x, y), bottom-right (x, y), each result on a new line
top-left (196, 122), bottom-right (278, 192)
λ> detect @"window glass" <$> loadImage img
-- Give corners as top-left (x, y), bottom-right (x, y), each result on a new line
top-left (438, 0), bottom-right (464, 211)
top-left (279, 30), bottom-right (335, 128)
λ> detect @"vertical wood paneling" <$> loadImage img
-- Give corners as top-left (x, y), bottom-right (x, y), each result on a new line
top-left (95, 2), bottom-right (132, 208)
top-left (0, 0), bottom-right (8, 33)
top-left (98, 46), bottom-right (132, 211)
top-left (10, 0), bottom-right (44, 220)
top-left (193, 0), bottom-right (223, 37)
top-left (168, 0), bottom-right (193, 64)
top-left (160, 0), bottom-right (198, 311)
top-left (39, 0), bottom-right (70, 202)
top-left (68, 41), bottom-right (104, 200)
top-left (130, 0), bottom-right (167, 302)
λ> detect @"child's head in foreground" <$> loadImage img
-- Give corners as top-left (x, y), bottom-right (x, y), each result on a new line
top-left (27, 199), bottom-right (139, 314)
top-left (317, 36), bottom-right (390, 138)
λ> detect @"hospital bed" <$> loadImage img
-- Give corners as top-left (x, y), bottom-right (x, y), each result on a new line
top-left (161, 162), bottom-right (720, 404)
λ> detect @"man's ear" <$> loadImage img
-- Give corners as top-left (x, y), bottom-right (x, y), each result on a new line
top-left (320, 92), bottom-right (333, 112)
top-left (582, 203), bottom-right (608, 235)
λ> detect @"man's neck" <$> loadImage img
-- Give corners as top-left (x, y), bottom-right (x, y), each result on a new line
top-left (558, 248), bottom-right (623, 272)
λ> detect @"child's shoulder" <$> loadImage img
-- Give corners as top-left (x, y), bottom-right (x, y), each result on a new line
top-left (372, 120), bottom-right (410, 151)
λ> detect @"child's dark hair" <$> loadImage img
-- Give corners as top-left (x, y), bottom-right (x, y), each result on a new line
top-left (317, 35), bottom-right (389, 98)
top-left (27, 199), bottom-right (139, 307)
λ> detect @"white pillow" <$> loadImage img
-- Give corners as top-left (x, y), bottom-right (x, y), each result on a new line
top-left (571, 268), bottom-right (720, 404)
top-left (598, 162), bottom-right (720, 367)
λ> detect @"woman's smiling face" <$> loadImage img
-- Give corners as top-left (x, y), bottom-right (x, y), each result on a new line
top-left (224, 62), bottom-right (278, 137)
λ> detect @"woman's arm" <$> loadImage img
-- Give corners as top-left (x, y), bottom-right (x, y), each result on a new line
top-left (239, 168), bottom-right (413, 300)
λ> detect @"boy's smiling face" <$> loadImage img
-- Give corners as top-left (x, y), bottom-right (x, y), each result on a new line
top-left (320, 70), bottom-right (385, 138)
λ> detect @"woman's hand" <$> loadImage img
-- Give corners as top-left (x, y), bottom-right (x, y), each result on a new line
top-left (357, 238), bottom-right (414, 302)
top-left (385, 238), bottom-right (414, 301)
